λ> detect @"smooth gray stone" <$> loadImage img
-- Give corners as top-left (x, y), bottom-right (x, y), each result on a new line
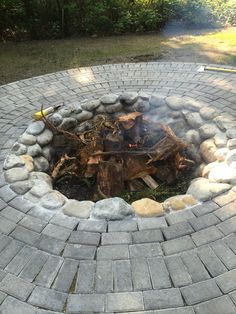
top-left (26, 121), bottom-right (45, 135)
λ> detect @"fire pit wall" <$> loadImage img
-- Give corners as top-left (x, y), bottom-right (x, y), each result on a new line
top-left (4, 93), bottom-right (236, 220)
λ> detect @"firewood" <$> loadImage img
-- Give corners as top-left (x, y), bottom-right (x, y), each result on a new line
top-left (141, 175), bottom-right (159, 189)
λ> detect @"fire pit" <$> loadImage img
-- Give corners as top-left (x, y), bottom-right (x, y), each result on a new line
top-left (3, 93), bottom-right (234, 220)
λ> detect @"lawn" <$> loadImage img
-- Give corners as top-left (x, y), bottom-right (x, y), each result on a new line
top-left (0, 27), bottom-right (235, 85)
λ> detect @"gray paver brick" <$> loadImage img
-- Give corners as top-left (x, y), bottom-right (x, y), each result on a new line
top-left (42, 223), bottom-right (71, 241)
top-left (211, 240), bottom-right (236, 270)
top-left (0, 235), bottom-right (11, 253)
top-left (0, 216), bottom-right (16, 235)
top-left (75, 260), bottom-right (96, 293)
top-left (192, 201), bottom-right (219, 216)
top-left (129, 243), bottom-right (163, 258)
top-left (50, 212), bottom-right (78, 230)
top-left (147, 257), bottom-right (171, 289)
top-left (214, 190), bottom-right (236, 207)
top-left (0, 273), bottom-right (35, 301)
top-left (224, 234), bottom-right (236, 254)
top-left (77, 219), bottom-right (107, 232)
top-left (108, 220), bottom-right (138, 232)
top-left (162, 222), bottom-right (194, 240)
top-left (154, 307), bottom-right (195, 314)
top-left (194, 295), bottom-right (236, 314)
top-left (0, 185), bottom-right (16, 202)
top-left (95, 260), bottom-right (113, 293)
top-left (138, 217), bottom-right (167, 230)
top-left (52, 259), bottom-right (79, 293)
top-left (218, 215), bottom-right (236, 235)
top-left (162, 236), bottom-right (195, 255)
top-left (166, 210), bottom-right (195, 225)
top-left (143, 288), bottom-right (184, 310)
top-left (165, 255), bottom-right (192, 287)
top-left (19, 250), bottom-right (48, 282)
top-left (0, 291), bottom-right (7, 305)
top-left (97, 245), bottom-right (129, 260)
top-left (63, 243), bottom-right (96, 260)
top-left (197, 245), bottom-right (228, 277)
top-left (8, 196), bottom-right (33, 213)
top-left (19, 215), bottom-right (47, 233)
top-left (106, 292), bottom-right (144, 312)
top-left (216, 268), bottom-right (236, 293)
top-left (191, 226), bottom-right (223, 246)
top-left (180, 279), bottom-right (222, 305)
top-left (113, 260), bottom-right (132, 292)
top-left (34, 255), bottom-right (63, 288)
top-left (29, 286), bottom-right (67, 312)
top-left (131, 258), bottom-right (152, 291)
top-left (181, 251), bottom-right (210, 283)
top-left (67, 293), bottom-right (105, 313)
top-left (10, 225), bottom-right (40, 245)
top-left (132, 229), bottom-right (164, 244)
top-left (189, 213), bottom-right (220, 231)
top-left (0, 206), bottom-right (25, 223)
top-left (214, 202), bottom-right (236, 221)
top-left (0, 296), bottom-right (37, 314)
top-left (36, 234), bottom-right (65, 255)
top-left (102, 232), bottom-right (132, 245)
top-left (5, 245), bottom-right (37, 275)
top-left (69, 230), bottom-right (100, 246)
top-left (0, 239), bottom-right (24, 268)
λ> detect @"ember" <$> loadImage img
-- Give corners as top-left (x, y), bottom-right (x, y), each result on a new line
top-left (44, 111), bottom-right (195, 201)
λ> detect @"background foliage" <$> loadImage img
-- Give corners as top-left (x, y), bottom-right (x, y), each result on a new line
top-left (0, 0), bottom-right (235, 41)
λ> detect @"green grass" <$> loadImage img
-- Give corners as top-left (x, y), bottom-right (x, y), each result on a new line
top-left (0, 27), bottom-right (235, 85)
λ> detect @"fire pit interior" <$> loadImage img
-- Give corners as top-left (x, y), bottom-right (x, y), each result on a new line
top-left (4, 92), bottom-right (235, 219)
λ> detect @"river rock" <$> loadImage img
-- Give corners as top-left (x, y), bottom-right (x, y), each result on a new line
top-left (91, 197), bottom-right (134, 220)
top-left (26, 121), bottom-right (45, 135)
top-left (149, 94), bottom-right (166, 108)
top-left (81, 100), bottom-right (100, 111)
top-left (37, 129), bottom-right (53, 146)
top-left (215, 116), bottom-right (236, 131)
top-left (226, 128), bottom-right (236, 139)
top-left (163, 194), bottom-right (198, 211)
top-left (228, 139), bottom-right (236, 150)
top-left (202, 161), bottom-right (219, 177)
top-left (42, 146), bottom-right (52, 161)
top-left (199, 124), bottom-right (218, 140)
top-left (214, 133), bottom-right (228, 148)
top-left (63, 200), bottom-right (94, 218)
top-left (41, 191), bottom-right (66, 209)
top-left (96, 104), bottom-right (106, 113)
top-left (187, 177), bottom-right (231, 201)
top-left (100, 94), bottom-right (119, 105)
top-left (11, 143), bottom-right (27, 156)
top-left (208, 162), bottom-right (236, 183)
top-left (226, 149), bottom-right (236, 163)
top-left (120, 92), bottom-right (139, 105)
top-left (27, 143), bottom-right (42, 157)
top-left (10, 180), bottom-right (34, 195)
top-left (185, 130), bottom-right (201, 145)
top-left (76, 110), bottom-right (93, 122)
top-left (184, 99), bottom-right (203, 111)
top-left (58, 117), bottom-right (77, 130)
top-left (30, 181), bottom-right (52, 197)
top-left (49, 113), bottom-right (63, 126)
top-left (21, 155), bottom-right (34, 172)
top-left (5, 167), bottom-right (29, 183)
top-left (4, 154), bottom-right (24, 170)
top-left (200, 107), bottom-right (217, 120)
top-left (106, 103), bottom-right (123, 114)
top-left (131, 198), bottom-right (164, 217)
top-left (215, 148), bottom-right (228, 162)
top-left (59, 106), bottom-right (76, 118)
top-left (185, 112), bottom-right (203, 128)
top-left (29, 171), bottom-right (52, 187)
top-left (34, 156), bottom-right (49, 172)
top-left (19, 133), bottom-right (37, 145)
top-left (138, 92), bottom-right (149, 100)
top-left (200, 139), bottom-right (217, 163)
top-left (166, 96), bottom-right (184, 110)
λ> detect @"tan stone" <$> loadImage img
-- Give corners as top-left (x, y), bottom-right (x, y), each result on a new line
top-left (21, 155), bottom-right (34, 172)
top-left (163, 194), bottom-right (198, 211)
top-left (131, 198), bottom-right (164, 217)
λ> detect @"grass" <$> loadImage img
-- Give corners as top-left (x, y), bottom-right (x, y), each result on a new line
top-left (0, 26), bottom-right (235, 85)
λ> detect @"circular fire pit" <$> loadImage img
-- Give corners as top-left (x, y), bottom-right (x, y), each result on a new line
top-left (3, 92), bottom-right (235, 220)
